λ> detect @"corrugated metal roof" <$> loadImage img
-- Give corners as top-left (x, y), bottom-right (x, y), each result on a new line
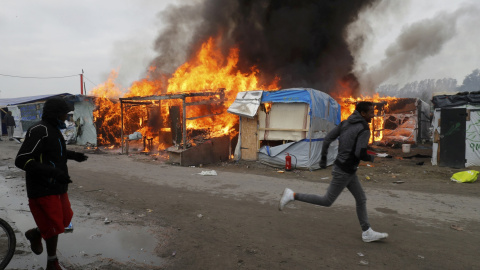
top-left (0, 93), bottom-right (72, 107)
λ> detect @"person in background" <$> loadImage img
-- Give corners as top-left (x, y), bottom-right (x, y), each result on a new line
top-left (15, 97), bottom-right (88, 270)
top-left (4, 111), bottom-right (16, 141)
top-left (278, 101), bottom-right (388, 243)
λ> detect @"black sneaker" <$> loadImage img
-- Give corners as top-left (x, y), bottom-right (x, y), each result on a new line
top-left (25, 228), bottom-right (43, 255)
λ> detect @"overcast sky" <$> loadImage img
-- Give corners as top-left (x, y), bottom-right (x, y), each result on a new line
top-left (0, 0), bottom-right (479, 99)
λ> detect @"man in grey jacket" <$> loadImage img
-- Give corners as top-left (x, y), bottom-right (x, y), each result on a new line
top-left (279, 101), bottom-right (388, 242)
top-left (4, 111), bottom-right (16, 141)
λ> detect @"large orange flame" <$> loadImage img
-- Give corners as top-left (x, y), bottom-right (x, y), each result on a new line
top-left (341, 94), bottom-right (400, 144)
top-left (89, 36), bottom-right (279, 148)
top-left (89, 71), bottom-right (123, 145)
top-left (166, 37), bottom-right (279, 138)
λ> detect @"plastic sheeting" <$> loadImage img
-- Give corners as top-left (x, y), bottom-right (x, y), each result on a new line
top-left (380, 98), bottom-right (430, 145)
top-left (72, 98), bottom-right (97, 145)
top-left (0, 93), bottom-right (71, 107)
top-left (227, 91), bottom-right (263, 118)
top-left (62, 120), bottom-right (77, 144)
top-left (258, 137), bottom-right (338, 170)
top-left (432, 92), bottom-right (480, 108)
top-left (17, 103), bottom-right (43, 133)
top-left (382, 114), bottom-right (417, 144)
top-left (261, 88), bottom-right (341, 125)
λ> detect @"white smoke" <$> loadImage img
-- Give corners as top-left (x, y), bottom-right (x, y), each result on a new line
top-left (349, 0), bottom-right (480, 95)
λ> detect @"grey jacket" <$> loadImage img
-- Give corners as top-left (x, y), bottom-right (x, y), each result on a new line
top-left (4, 114), bottom-right (15, 127)
top-left (321, 110), bottom-right (374, 173)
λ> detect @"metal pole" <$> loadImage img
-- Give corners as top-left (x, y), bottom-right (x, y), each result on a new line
top-left (182, 96), bottom-right (187, 150)
top-left (120, 101), bottom-right (124, 154)
top-left (80, 73), bottom-right (84, 95)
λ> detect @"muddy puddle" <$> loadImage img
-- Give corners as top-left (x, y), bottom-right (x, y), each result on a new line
top-left (0, 165), bottom-right (165, 269)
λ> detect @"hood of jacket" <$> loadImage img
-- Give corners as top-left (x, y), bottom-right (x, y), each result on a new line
top-left (41, 98), bottom-right (71, 126)
top-left (347, 110), bottom-right (368, 126)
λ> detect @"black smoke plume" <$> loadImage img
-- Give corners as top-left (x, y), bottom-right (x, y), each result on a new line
top-left (150, 0), bottom-right (378, 96)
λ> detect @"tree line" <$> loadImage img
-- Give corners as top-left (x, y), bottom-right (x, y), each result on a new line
top-left (377, 68), bottom-right (480, 103)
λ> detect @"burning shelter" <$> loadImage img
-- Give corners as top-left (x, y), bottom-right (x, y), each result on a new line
top-left (341, 97), bottom-right (431, 146)
top-left (431, 92), bottom-right (480, 168)
top-left (375, 98), bottom-right (430, 146)
top-left (227, 88), bottom-right (341, 170)
top-left (118, 88), bottom-right (231, 166)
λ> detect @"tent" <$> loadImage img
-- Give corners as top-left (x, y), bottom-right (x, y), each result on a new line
top-left (227, 88), bottom-right (341, 170)
top-left (0, 93), bottom-right (71, 138)
top-left (431, 92), bottom-right (480, 168)
top-left (0, 94), bottom-right (97, 145)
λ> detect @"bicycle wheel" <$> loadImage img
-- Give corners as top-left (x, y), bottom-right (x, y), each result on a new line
top-left (0, 218), bottom-right (16, 270)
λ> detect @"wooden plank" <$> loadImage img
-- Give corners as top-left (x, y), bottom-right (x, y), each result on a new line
top-left (120, 101), bottom-right (157, 105)
top-left (182, 99), bottom-right (187, 150)
top-left (433, 130), bottom-right (440, 143)
top-left (241, 116), bottom-right (258, 160)
top-left (169, 106), bottom-right (182, 145)
top-left (119, 89), bottom-right (224, 102)
top-left (258, 127), bottom-right (308, 132)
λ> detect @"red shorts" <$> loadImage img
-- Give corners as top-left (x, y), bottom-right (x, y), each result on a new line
top-left (28, 193), bottom-right (73, 240)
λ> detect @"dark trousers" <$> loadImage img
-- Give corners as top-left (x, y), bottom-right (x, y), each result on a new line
top-left (296, 164), bottom-right (370, 231)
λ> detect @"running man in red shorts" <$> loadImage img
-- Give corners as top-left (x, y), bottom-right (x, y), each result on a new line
top-left (15, 97), bottom-right (88, 270)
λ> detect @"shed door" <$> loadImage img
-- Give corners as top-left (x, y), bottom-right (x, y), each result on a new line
top-left (439, 108), bottom-right (466, 168)
top-left (240, 116), bottom-right (259, 161)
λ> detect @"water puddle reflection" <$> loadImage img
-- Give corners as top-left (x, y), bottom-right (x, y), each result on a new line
top-left (0, 172), bottom-right (165, 269)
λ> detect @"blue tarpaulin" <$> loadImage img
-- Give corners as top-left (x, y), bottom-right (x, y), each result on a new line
top-left (0, 93), bottom-right (72, 107)
top-left (228, 88), bottom-right (341, 170)
top-left (261, 88), bottom-right (341, 125)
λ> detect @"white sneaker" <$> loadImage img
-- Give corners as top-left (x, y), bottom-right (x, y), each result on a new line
top-left (362, 228), bottom-right (388, 242)
top-left (278, 188), bottom-right (294, 211)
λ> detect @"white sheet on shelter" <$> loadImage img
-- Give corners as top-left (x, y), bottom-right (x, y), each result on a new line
top-left (73, 100), bottom-right (97, 145)
top-left (227, 91), bottom-right (263, 118)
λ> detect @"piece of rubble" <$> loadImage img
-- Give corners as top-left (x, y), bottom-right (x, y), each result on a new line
top-left (198, 170), bottom-right (217, 176)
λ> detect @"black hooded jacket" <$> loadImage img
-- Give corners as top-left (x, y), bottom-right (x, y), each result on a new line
top-left (321, 110), bottom-right (374, 174)
top-left (15, 98), bottom-right (77, 198)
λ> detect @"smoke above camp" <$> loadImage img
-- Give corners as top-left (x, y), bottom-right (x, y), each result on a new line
top-left (149, 0), bottom-right (378, 97)
top-left (351, 0), bottom-right (480, 94)
top-left (1, 1), bottom-right (478, 99)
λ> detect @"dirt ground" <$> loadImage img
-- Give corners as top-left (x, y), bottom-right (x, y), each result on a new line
top-left (1, 138), bottom-right (480, 269)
